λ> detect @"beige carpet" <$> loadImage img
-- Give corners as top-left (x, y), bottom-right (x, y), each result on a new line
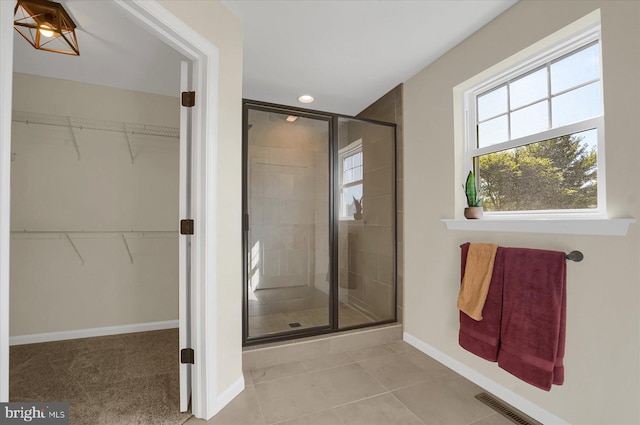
top-left (10, 329), bottom-right (192, 425)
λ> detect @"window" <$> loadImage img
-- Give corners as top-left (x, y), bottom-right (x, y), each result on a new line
top-left (464, 26), bottom-right (604, 216)
top-left (339, 141), bottom-right (363, 219)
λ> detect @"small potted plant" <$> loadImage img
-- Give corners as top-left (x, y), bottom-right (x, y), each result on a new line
top-left (464, 170), bottom-right (483, 219)
top-left (353, 196), bottom-right (363, 220)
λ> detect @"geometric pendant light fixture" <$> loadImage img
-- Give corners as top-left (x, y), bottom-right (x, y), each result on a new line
top-left (14, 0), bottom-right (79, 56)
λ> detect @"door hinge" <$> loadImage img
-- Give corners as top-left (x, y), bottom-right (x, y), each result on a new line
top-left (181, 348), bottom-right (194, 364)
top-left (180, 219), bottom-right (194, 235)
top-left (181, 91), bottom-right (195, 107)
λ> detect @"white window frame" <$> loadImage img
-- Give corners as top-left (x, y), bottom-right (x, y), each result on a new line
top-left (339, 139), bottom-right (363, 220)
top-left (463, 23), bottom-right (606, 219)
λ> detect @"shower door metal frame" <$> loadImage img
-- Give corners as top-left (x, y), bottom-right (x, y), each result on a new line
top-left (242, 99), bottom-right (397, 346)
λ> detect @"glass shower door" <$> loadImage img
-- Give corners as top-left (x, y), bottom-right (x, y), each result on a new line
top-left (245, 107), bottom-right (332, 339)
top-left (337, 118), bottom-right (396, 328)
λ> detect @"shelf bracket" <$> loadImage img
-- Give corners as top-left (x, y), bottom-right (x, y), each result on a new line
top-left (122, 123), bottom-right (135, 164)
top-left (67, 116), bottom-right (81, 160)
top-left (65, 233), bottom-right (85, 265)
top-left (121, 233), bottom-right (134, 264)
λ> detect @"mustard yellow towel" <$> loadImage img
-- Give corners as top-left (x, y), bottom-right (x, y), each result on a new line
top-left (458, 243), bottom-right (498, 321)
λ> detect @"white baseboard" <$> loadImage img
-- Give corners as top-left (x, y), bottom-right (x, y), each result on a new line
top-left (10, 320), bottom-right (179, 346)
top-left (403, 331), bottom-right (570, 425)
top-left (208, 375), bottom-right (244, 419)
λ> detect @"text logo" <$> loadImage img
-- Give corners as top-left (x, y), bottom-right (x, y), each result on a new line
top-left (1, 403), bottom-right (68, 424)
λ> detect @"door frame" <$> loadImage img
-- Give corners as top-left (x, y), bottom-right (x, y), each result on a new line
top-left (179, 60), bottom-right (193, 412)
top-left (0, 0), bottom-right (13, 406)
top-left (0, 0), bottom-right (221, 419)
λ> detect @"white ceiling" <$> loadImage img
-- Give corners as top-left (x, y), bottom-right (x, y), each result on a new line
top-left (13, 0), bottom-right (187, 98)
top-left (221, 0), bottom-right (517, 115)
top-left (12, 0), bottom-right (517, 115)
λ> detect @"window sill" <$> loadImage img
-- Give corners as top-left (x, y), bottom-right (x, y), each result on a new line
top-left (441, 217), bottom-right (635, 236)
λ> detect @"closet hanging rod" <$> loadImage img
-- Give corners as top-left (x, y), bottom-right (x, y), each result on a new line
top-left (12, 111), bottom-right (180, 139)
top-left (565, 250), bottom-right (584, 262)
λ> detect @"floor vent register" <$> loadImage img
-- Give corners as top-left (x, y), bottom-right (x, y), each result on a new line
top-left (475, 393), bottom-right (542, 425)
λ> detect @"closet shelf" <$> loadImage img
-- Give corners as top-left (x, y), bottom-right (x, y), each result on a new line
top-left (11, 230), bottom-right (177, 239)
top-left (11, 230), bottom-right (178, 266)
top-left (12, 111), bottom-right (180, 139)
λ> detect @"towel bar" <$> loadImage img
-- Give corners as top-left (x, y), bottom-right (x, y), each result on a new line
top-left (565, 251), bottom-right (584, 262)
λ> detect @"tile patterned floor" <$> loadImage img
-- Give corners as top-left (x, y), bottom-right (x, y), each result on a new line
top-left (187, 340), bottom-right (513, 425)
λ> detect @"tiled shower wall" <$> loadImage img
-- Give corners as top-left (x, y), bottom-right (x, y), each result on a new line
top-left (248, 111), bottom-right (329, 290)
top-left (356, 84), bottom-right (404, 322)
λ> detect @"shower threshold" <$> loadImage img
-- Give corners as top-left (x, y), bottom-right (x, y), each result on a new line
top-left (242, 323), bottom-right (402, 370)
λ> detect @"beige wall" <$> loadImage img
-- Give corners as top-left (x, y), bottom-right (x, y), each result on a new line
top-left (10, 73), bottom-right (179, 336)
top-left (404, 2), bottom-right (639, 424)
top-left (157, 0), bottom-right (244, 400)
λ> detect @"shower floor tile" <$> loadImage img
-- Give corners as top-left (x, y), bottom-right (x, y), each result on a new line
top-left (248, 286), bottom-right (376, 337)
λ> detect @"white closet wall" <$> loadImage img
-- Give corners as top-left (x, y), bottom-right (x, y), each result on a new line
top-left (10, 73), bottom-right (180, 337)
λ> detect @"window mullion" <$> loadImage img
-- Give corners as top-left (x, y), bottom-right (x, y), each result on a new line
top-left (470, 115), bottom-right (603, 157)
top-left (343, 180), bottom-right (362, 190)
top-left (506, 83), bottom-right (512, 140)
top-left (477, 111), bottom-right (509, 125)
top-left (550, 77), bottom-right (600, 98)
top-left (547, 64), bottom-right (553, 128)
top-left (509, 99), bottom-right (548, 115)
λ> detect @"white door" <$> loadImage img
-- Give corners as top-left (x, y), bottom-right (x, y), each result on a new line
top-left (179, 60), bottom-right (193, 412)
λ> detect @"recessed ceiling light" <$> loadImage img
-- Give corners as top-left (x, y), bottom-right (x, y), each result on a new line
top-left (286, 116), bottom-right (298, 122)
top-left (298, 95), bottom-right (314, 104)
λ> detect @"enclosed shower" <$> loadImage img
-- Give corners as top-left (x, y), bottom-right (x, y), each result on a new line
top-left (243, 100), bottom-right (397, 344)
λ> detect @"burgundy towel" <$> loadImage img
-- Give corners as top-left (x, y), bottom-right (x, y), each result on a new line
top-left (497, 247), bottom-right (566, 391)
top-left (459, 243), bottom-right (504, 362)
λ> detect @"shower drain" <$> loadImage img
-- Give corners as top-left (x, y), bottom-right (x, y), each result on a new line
top-left (475, 393), bottom-right (541, 425)
top-left (288, 322), bottom-right (301, 328)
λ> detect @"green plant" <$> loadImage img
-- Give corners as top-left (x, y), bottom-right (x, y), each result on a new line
top-left (353, 196), bottom-right (363, 214)
top-left (465, 171), bottom-right (483, 207)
